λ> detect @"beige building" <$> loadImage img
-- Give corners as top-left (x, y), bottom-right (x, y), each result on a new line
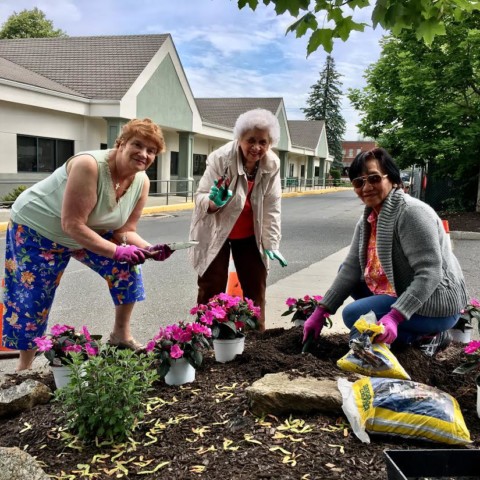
top-left (0, 34), bottom-right (332, 197)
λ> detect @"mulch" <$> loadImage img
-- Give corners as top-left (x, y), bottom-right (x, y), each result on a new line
top-left (0, 327), bottom-right (479, 480)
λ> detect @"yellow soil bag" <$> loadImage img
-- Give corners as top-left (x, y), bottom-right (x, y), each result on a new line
top-left (337, 315), bottom-right (410, 380)
top-left (338, 377), bottom-right (471, 445)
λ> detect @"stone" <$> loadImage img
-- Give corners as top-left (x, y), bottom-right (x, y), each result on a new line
top-left (0, 379), bottom-right (52, 417)
top-left (245, 372), bottom-right (343, 416)
top-left (0, 447), bottom-right (50, 480)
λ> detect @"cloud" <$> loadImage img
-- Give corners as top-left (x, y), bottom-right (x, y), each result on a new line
top-left (0, 0), bottom-right (384, 139)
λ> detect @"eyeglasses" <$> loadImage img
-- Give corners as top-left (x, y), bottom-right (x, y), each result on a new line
top-left (351, 174), bottom-right (388, 189)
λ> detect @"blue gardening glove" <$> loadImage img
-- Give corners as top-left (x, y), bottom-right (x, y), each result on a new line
top-left (375, 309), bottom-right (405, 344)
top-left (146, 244), bottom-right (173, 261)
top-left (264, 249), bottom-right (287, 267)
top-left (113, 245), bottom-right (146, 265)
top-left (209, 179), bottom-right (232, 208)
top-left (303, 306), bottom-right (329, 342)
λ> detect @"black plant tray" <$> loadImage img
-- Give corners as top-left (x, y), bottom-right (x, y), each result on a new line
top-left (384, 449), bottom-right (480, 479)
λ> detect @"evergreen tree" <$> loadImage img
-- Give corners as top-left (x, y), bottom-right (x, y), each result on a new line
top-left (302, 56), bottom-right (346, 170)
top-left (0, 8), bottom-right (66, 39)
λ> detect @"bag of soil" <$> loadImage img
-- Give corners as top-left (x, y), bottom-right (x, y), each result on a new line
top-left (338, 377), bottom-right (471, 445)
top-left (337, 312), bottom-right (410, 380)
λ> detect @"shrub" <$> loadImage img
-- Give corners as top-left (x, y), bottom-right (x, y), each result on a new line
top-left (1, 185), bottom-right (28, 206)
top-left (53, 346), bottom-right (158, 442)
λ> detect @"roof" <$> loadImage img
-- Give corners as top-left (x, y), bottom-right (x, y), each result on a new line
top-left (288, 120), bottom-right (325, 150)
top-left (195, 98), bottom-right (283, 129)
top-left (0, 34), bottom-right (169, 100)
top-left (0, 57), bottom-right (82, 96)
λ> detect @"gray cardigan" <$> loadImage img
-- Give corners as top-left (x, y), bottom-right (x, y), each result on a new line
top-left (321, 188), bottom-right (468, 319)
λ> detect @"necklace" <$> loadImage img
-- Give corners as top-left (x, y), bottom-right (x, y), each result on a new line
top-left (243, 162), bottom-right (259, 180)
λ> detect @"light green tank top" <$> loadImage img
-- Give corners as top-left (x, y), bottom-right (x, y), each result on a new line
top-left (11, 149), bottom-right (146, 249)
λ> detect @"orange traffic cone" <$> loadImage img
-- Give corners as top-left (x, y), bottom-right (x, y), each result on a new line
top-left (0, 278), bottom-right (20, 358)
top-left (226, 256), bottom-right (243, 298)
top-left (442, 220), bottom-right (453, 250)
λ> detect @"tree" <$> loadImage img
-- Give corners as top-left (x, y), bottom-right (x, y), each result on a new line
top-left (237, 0), bottom-right (479, 55)
top-left (348, 13), bottom-right (480, 211)
top-left (302, 55), bottom-right (346, 171)
top-left (0, 7), bottom-right (66, 39)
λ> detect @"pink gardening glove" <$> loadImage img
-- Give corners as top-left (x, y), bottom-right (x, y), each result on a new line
top-left (146, 244), bottom-right (173, 261)
top-left (113, 245), bottom-right (146, 265)
top-left (375, 309), bottom-right (405, 344)
top-left (303, 306), bottom-right (330, 342)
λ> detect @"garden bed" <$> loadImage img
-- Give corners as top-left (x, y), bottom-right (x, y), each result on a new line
top-left (0, 327), bottom-right (479, 479)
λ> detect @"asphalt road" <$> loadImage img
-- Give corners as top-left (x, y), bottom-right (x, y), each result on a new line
top-left (1, 189), bottom-right (478, 344)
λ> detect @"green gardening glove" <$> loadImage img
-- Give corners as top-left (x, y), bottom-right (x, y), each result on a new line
top-left (264, 249), bottom-right (288, 267)
top-left (208, 179), bottom-right (232, 208)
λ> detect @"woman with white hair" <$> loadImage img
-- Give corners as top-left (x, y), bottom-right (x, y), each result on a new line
top-left (189, 108), bottom-right (286, 331)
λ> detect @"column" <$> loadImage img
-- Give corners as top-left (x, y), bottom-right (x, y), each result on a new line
top-left (177, 131), bottom-right (195, 198)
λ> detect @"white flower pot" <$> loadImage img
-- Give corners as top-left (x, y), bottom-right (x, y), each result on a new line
top-left (449, 328), bottom-right (473, 344)
top-left (51, 365), bottom-right (72, 389)
top-left (477, 377), bottom-right (480, 419)
top-left (164, 358), bottom-right (196, 386)
top-left (236, 335), bottom-right (245, 355)
top-left (213, 337), bottom-right (243, 363)
top-left (293, 319), bottom-right (305, 327)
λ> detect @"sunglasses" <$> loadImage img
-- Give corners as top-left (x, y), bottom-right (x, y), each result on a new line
top-left (351, 174), bottom-right (388, 189)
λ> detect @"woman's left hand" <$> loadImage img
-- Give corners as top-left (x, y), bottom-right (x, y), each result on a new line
top-left (145, 244), bottom-right (173, 261)
top-left (264, 249), bottom-right (287, 267)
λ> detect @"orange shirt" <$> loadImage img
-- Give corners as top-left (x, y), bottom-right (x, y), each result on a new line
top-left (229, 179), bottom-right (255, 239)
top-left (364, 210), bottom-right (396, 296)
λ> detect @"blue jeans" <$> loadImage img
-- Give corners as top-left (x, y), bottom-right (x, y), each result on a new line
top-left (342, 288), bottom-right (459, 344)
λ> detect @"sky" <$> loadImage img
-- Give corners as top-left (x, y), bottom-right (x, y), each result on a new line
top-left (0, 0), bottom-right (387, 140)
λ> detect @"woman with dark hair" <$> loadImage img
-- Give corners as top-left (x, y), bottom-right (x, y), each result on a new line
top-left (303, 147), bottom-right (468, 356)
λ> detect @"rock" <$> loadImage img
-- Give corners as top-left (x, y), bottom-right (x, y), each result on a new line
top-left (0, 379), bottom-right (52, 417)
top-left (245, 372), bottom-right (343, 416)
top-left (0, 447), bottom-right (50, 479)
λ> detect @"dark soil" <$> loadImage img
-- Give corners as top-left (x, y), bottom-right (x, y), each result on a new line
top-left (0, 328), bottom-right (479, 480)
top-left (439, 211), bottom-right (480, 233)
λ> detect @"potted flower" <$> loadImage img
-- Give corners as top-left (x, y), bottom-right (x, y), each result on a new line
top-left (33, 324), bottom-right (101, 388)
top-left (191, 293), bottom-right (260, 362)
top-left (453, 340), bottom-right (480, 418)
top-left (145, 321), bottom-right (212, 385)
top-left (282, 295), bottom-right (333, 328)
top-left (450, 298), bottom-right (480, 343)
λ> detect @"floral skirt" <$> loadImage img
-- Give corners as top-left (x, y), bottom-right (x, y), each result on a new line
top-left (2, 222), bottom-right (145, 350)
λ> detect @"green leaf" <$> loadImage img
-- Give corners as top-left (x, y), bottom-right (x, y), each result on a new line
top-left (334, 16), bottom-right (366, 41)
top-left (238, 0), bottom-right (259, 10)
top-left (453, 360), bottom-right (480, 375)
top-left (415, 18), bottom-right (447, 44)
top-left (286, 12), bottom-right (317, 38)
top-left (307, 28), bottom-right (334, 55)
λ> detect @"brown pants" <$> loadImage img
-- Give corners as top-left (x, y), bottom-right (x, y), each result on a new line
top-left (197, 236), bottom-right (267, 330)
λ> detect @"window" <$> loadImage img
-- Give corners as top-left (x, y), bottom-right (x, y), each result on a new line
top-left (348, 149), bottom-right (354, 157)
top-left (170, 152), bottom-right (179, 175)
top-left (17, 135), bottom-right (74, 172)
top-left (300, 165), bottom-right (305, 177)
top-left (193, 154), bottom-right (207, 175)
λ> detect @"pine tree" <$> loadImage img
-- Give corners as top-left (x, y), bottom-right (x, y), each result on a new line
top-left (302, 56), bottom-right (346, 171)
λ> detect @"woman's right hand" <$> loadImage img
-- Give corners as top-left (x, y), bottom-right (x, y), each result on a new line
top-left (113, 245), bottom-right (147, 265)
top-left (303, 306), bottom-right (329, 342)
top-left (209, 179), bottom-right (232, 207)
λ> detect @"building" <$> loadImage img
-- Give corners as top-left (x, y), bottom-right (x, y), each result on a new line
top-left (0, 34), bottom-right (333, 197)
top-left (341, 140), bottom-right (376, 175)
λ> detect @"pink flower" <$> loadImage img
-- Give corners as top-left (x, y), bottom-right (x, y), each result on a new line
top-left (286, 297), bottom-right (297, 307)
top-left (63, 344), bottom-right (82, 353)
top-left (81, 325), bottom-right (91, 341)
top-left (170, 344), bottom-right (184, 359)
top-left (145, 340), bottom-right (156, 352)
top-left (465, 341), bottom-right (480, 355)
top-left (470, 298), bottom-right (480, 308)
top-left (210, 305), bottom-right (227, 320)
top-left (84, 343), bottom-right (98, 356)
top-left (313, 295), bottom-right (323, 302)
top-left (51, 324), bottom-right (75, 336)
top-left (33, 336), bottom-right (53, 351)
